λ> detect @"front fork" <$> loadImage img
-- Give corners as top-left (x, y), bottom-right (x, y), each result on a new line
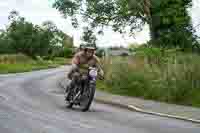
top-left (66, 76), bottom-right (96, 103)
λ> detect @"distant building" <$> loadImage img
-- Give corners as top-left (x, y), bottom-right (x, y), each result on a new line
top-left (108, 48), bottom-right (130, 56)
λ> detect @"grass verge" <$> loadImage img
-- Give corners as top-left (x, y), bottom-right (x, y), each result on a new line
top-left (0, 54), bottom-right (71, 74)
top-left (97, 53), bottom-right (200, 108)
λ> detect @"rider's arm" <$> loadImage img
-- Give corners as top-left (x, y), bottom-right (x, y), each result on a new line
top-left (67, 54), bottom-right (80, 79)
top-left (72, 54), bottom-right (80, 65)
top-left (94, 56), bottom-right (104, 78)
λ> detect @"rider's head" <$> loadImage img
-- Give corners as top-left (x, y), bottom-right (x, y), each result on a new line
top-left (84, 45), bottom-right (96, 58)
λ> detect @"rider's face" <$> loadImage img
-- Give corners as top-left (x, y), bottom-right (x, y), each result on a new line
top-left (86, 49), bottom-right (94, 57)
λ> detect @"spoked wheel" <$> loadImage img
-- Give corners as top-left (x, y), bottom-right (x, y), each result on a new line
top-left (79, 83), bottom-right (96, 112)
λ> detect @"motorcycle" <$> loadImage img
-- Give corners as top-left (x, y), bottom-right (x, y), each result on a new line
top-left (64, 66), bottom-right (99, 112)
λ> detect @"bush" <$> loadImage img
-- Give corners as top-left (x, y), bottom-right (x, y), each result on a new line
top-left (53, 57), bottom-right (68, 65)
top-left (0, 41), bottom-right (14, 54)
top-left (96, 49), bottom-right (105, 58)
top-left (0, 11), bottom-right (73, 59)
top-left (63, 48), bottom-right (73, 58)
top-left (100, 52), bottom-right (200, 107)
top-left (0, 54), bottom-right (32, 64)
top-left (56, 48), bottom-right (73, 58)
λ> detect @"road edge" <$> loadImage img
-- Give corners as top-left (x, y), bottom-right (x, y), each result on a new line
top-left (94, 98), bottom-right (200, 124)
top-left (58, 78), bottom-right (200, 124)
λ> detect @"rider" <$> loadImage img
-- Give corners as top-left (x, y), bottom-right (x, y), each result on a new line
top-left (66, 44), bottom-right (104, 97)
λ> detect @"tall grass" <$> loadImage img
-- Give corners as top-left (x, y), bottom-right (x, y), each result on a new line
top-left (100, 53), bottom-right (200, 107)
top-left (0, 54), bottom-right (32, 64)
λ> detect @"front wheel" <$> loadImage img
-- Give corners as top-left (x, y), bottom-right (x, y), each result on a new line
top-left (80, 83), bottom-right (96, 112)
top-left (64, 85), bottom-right (73, 108)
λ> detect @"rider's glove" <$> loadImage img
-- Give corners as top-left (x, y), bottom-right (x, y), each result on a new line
top-left (98, 69), bottom-right (104, 80)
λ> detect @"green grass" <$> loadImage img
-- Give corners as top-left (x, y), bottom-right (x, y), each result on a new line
top-left (98, 53), bottom-right (200, 108)
top-left (0, 54), bottom-right (71, 74)
top-left (0, 63), bottom-right (48, 74)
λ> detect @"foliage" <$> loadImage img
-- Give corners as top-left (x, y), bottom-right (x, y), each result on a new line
top-left (135, 45), bottom-right (161, 55)
top-left (62, 48), bottom-right (73, 58)
top-left (53, 0), bottom-right (146, 35)
top-left (0, 10), bottom-right (73, 58)
top-left (150, 0), bottom-right (199, 50)
top-left (53, 0), bottom-right (198, 51)
top-left (95, 48), bottom-right (105, 58)
top-left (81, 26), bottom-right (97, 47)
top-left (0, 54), bottom-right (32, 64)
top-left (128, 43), bottom-right (139, 51)
top-left (99, 53), bottom-right (200, 107)
top-left (0, 54), bottom-right (69, 74)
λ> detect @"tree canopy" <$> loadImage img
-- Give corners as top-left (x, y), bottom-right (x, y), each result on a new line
top-left (0, 10), bottom-right (74, 58)
top-left (53, 0), bottom-right (149, 35)
top-left (81, 26), bottom-right (97, 47)
top-left (53, 0), bottom-right (199, 51)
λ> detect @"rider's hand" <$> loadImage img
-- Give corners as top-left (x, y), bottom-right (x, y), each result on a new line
top-left (98, 69), bottom-right (104, 80)
top-left (99, 75), bottom-right (104, 80)
top-left (99, 69), bottom-right (104, 77)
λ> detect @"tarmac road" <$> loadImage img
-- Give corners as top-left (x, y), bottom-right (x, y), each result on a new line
top-left (0, 66), bottom-right (199, 133)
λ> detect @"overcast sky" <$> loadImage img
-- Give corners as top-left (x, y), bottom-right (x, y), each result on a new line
top-left (0, 0), bottom-right (200, 47)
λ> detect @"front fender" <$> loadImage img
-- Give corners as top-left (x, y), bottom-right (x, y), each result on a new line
top-left (89, 80), bottom-right (96, 85)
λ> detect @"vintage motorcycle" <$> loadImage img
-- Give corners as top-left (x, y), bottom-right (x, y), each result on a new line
top-left (64, 66), bottom-right (99, 111)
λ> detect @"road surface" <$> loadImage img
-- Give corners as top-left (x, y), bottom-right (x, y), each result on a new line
top-left (0, 66), bottom-right (199, 133)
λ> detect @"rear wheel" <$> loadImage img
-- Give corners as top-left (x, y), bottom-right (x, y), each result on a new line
top-left (80, 83), bottom-right (96, 112)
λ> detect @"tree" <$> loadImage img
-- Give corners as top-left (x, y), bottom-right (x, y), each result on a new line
top-left (63, 35), bottom-right (74, 48)
top-left (149, 0), bottom-right (197, 51)
top-left (53, 0), bottom-right (198, 51)
top-left (53, 0), bottom-right (148, 35)
top-left (81, 26), bottom-right (97, 47)
top-left (0, 29), bottom-right (13, 54)
top-left (0, 10), bottom-right (74, 58)
top-left (8, 10), bottom-right (20, 22)
top-left (2, 11), bottom-right (58, 57)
